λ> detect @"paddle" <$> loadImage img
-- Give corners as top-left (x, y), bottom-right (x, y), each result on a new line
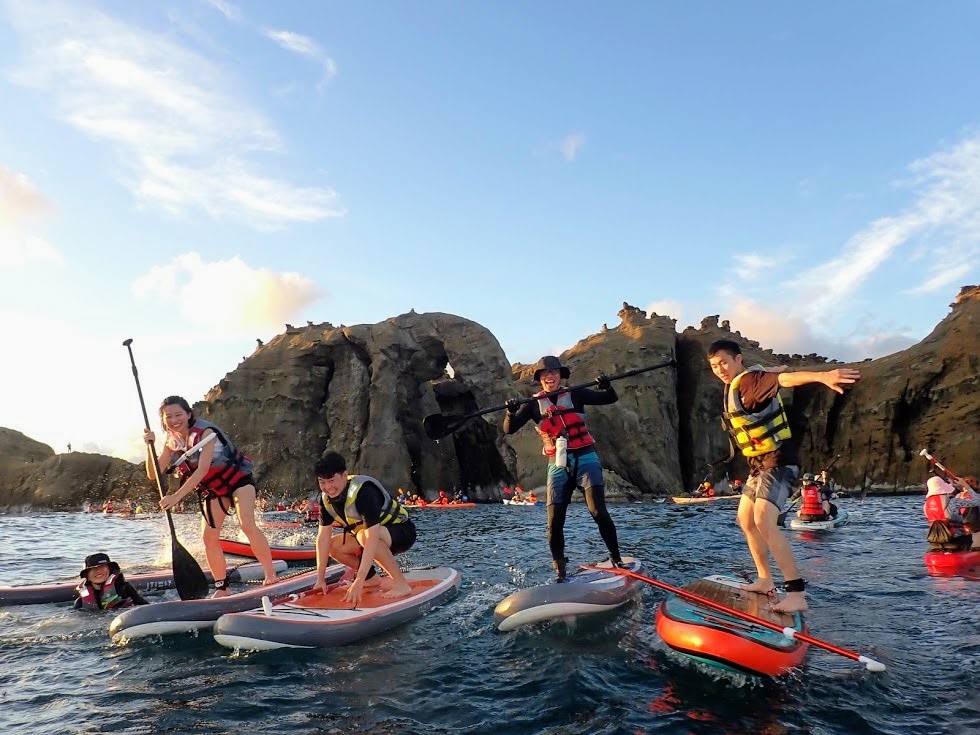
top-left (423, 358), bottom-right (676, 440)
top-left (123, 338), bottom-right (209, 601)
top-left (590, 565), bottom-right (886, 672)
top-left (778, 454), bottom-right (843, 526)
top-left (919, 448), bottom-right (961, 483)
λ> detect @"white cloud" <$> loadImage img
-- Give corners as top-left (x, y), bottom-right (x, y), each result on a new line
top-left (204, 0), bottom-right (241, 24)
top-left (732, 253), bottom-right (768, 281)
top-left (0, 165), bottom-right (51, 222)
top-left (132, 252), bottom-right (325, 333)
top-left (719, 297), bottom-right (915, 362)
top-left (263, 28), bottom-right (337, 91)
top-left (5, 0), bottom-right (344, 228)
top-left (0, 165), bottom-right (63, 267)
top-left (0, 231), bottom-right (63, 268)
top-left (558, 133), bottom-right (586, 162)
top-left (785, 131), bottom-right (980, 324)
top-left (646, 299), bottom-right (683, 323)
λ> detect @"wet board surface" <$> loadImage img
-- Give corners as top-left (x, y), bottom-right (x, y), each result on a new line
top-left (290, 578), bottom-right (441, 611)
top-left (682, 576), bottom-right (796, 627)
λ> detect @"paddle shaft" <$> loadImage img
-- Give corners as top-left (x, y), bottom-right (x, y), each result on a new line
top-left (920, 448), bottom-right (960, 482)
top-left (123, 340), bottom-right (179, 535)
top-left (123, 339), bottom-right (209, 600)
top-left (425, 358), bottom-right (675, 438)
top-left (593, 566), bottom-right (885, 671)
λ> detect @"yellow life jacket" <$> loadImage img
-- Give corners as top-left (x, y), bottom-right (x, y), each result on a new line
top-left (722, 367), bottom-right (792, 457)
top-left (322, 475), bottom-right (409, 533)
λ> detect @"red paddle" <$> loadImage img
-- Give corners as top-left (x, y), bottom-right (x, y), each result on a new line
top-left (919, 448), bottom-right (961, 483)
top-left (588, 565), bottom-right (886, 672)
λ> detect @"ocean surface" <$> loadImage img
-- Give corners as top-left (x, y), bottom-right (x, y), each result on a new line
top-left (0, 496), bottom-right (976, 735)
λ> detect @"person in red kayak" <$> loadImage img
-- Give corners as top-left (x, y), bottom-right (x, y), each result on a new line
top-left (73, 553), bottom-right (148, 611)
top-left (707, 340), bottom-right (860, 614)
top-left (313, 451), bottom-right (417, 606)
top-left (434, 490), bottom-right (450, 505)
top-left (503, 355), bottom-right (624, 582)
top-left (924, 475), bottom-right (980, 551)
top-left (146, 395), bottom-right (278, 596)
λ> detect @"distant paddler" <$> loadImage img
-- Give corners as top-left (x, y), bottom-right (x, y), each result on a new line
top-left (707, 340), bottom-right (860, 613)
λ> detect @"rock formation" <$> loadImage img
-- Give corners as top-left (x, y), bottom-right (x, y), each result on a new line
top-left (0, 428), bottom-right (150, 511)
top-left (2, 287), bottom-right (977, 509)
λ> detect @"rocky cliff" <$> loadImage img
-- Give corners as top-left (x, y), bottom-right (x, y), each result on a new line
top-left (2, 288), bottom-right (977, 509)
top-left (0, 428), bottom-right (150, 510)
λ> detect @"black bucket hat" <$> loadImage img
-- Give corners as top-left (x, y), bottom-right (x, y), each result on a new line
top-left (533, 355), bottom-right (570, 382)
top-left (79, 552), bottom-right (116, 578)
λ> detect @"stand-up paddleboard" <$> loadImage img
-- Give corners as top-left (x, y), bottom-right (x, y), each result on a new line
top-left (0, 560), bottom-right (281, 607)
top-left (924, 549), bottom-right (980, 577)
top-left (212, 567), bottom-right (461, 651)
top-left (788, 509), bottom-right (849, 531)
top-left (109, 566), bottom-right (344, 643)
top-left (493, 558), bottom-right (643, 632)
top-left (670, 495), bottom-right (740, 505)
top-left (656, 574), bottom-right (808, 677)
top-left (219, 538), bottom-right (317, 561)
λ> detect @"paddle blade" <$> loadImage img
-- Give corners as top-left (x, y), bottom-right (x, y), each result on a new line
top-left (423, 413), bottom-right (464, 440)
top-left (170, 535), bottom-right (209, 601)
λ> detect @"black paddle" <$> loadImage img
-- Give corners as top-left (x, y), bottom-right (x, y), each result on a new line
top-left (123, 338), bottom-right (209, 601)
top-left (423, 358), bottom-right (676, 440)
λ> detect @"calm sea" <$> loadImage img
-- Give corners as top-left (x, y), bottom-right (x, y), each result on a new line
top-left (0, 496), bottom-right (975, 735)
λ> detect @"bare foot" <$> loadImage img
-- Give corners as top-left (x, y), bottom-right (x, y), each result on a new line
top-left (770, 591), bottom-right (808, 614)
top-left (211, 588), bottom-right (232, 599)
top-left (740, 577), bottom-right (776, 594)
top-left (363, 576), bottom-right (383, 589)
top-left (381, 582), bottom-right (412, 599)
top-left (262, 575), bottom-right (278, 586)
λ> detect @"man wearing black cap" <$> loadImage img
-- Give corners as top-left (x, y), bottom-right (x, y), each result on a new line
top-left (503, 355), bottom-right (623, 582)
top-left (74, 553), bottom-right (149, 611)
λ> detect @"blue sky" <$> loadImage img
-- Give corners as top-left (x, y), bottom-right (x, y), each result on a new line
top-left (1, 1), bottom-right (978, 460)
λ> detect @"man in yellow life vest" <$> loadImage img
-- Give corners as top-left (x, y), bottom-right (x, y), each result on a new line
top-left (313, 451), bottom-right (417, 606)
top-left (707, 339), bottom-right (860, 613)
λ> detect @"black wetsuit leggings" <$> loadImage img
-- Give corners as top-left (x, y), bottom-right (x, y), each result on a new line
top-left (546, 485), bottom-right (621, 562)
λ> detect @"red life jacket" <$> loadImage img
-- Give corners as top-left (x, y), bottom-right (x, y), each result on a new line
top-left (76, 573), bottom-right (135, 611)
top-left (170, 419), bottom-right (252, 499)
top-left (800, 484), bottom-right (827, 519)
top-left (924, 494), bottom-right (969, 539)
top-left (535, 390), bottom-right (595, 454)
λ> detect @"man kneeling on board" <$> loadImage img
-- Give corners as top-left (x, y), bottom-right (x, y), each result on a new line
top-left (313, 452), bottom-right (417, 606)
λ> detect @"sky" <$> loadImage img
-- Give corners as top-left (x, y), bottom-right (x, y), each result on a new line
top-left (1, 1), bottom-right (978, 462)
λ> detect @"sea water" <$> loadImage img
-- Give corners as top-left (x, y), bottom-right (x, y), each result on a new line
top-left (0, 496), bottom-right (975, 735)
